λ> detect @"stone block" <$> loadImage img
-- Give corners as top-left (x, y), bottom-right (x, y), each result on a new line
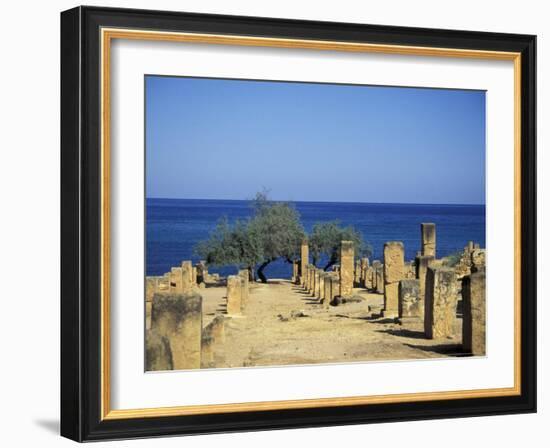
top-left (399, 279), bottom-right (421, 318)
top-left (383, 282), bottom-right (399, 317)
top-left (415, 255), bottom-right (435, 318)
top-left (421, 223), bottom-right (436, 257)
top-left (300, 239), bottom-right (309, 286)
top-left (424, 267), bottom-right (458, 339)
top-left (151, 292), bottom-right (202, 370)
top-left (462, 271), bottom-right (486, 355)
top-left (340, 240), bottom-right (354, 297)
top-left (384, 242), bottom-right (405, 284)
top-left (181, 261), bottom-right (194, 292)
top-left (170, 267), bottom-right (184, 293)
top-left (226, 275), bottom-right (242, 316)
top-left (239, 269), bottom-right (249, 304)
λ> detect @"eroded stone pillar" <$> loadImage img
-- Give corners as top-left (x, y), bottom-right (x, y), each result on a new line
top-left (319, 272), bottom-right (326, 301)
top-left (226, 275), bottom-right (242, 316)
top-left (399, 279), bottom-right (420, 318)
top-left (300, 239), bottom-right (309, 286)
top-left (151, 292), bottom-right (202, 370)
top-left (421, 223), bottom-right (436, 257)
top-left (323, 275), bottom-right (332, 308)
top-left (170, 267), bottom-right (184, 293)
top-left (340, 241), bottom-right (354, 297)
top-left (383, 242), bottom-right (405, 317)
top-left (424, 267), bottom-right (458, 339)
top-left (181, 261), bottom-right (193, 292)
top-left (314, 269), bottom-right (322, 298)
top-left (292, 260), bottom-right (299, 283)
top-left (239, 269), bottom-right (249, 304)
top-left (360, 258), bottom-right (369, 287)
top-left (462, 270), bottom-right (486, 355)
top-left (415, 254), bottom-right (434, 320)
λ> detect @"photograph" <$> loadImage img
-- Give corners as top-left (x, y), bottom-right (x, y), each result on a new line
top-left (144, 76), bottom-right (487, 371)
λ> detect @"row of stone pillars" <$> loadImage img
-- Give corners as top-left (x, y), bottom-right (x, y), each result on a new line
top-left (372, 223), bottom-right (486, 355)
top-left (294, 223), bottom-right (486, 355)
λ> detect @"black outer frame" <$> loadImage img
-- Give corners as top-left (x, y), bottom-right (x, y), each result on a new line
top-left (60, 5), bottom-right (537, 442)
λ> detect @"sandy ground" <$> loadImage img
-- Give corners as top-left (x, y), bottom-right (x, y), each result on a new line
top-left (200, 279), bottom-right (464, 369)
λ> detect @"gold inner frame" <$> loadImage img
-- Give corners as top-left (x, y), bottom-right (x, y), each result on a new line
top-left (100, 27), bottom-right (522, 420)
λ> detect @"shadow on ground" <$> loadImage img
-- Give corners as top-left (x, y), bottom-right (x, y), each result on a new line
top-left (403, 343), bottom-right (467, 357)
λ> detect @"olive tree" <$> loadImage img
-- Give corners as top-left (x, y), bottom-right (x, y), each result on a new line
top-left (309, 220), bottom-right (372, 271)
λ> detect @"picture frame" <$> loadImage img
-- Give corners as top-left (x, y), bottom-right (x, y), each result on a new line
top-left (60, 5), bottom-right (537, 442)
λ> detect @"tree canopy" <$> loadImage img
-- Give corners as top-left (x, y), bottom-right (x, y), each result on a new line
top-left (195, 192), bottom-right (305, 282)
top-left (195, 192), bottom-right (372, 282)
top-left (309, 220), bottom-right (372, 271)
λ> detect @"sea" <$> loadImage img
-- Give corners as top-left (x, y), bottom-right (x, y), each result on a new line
top-left (146, 198), bottom-right (485, 278)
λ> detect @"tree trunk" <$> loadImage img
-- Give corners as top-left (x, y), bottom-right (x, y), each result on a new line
top-left (257, 260), bottom-right (272, 283)
top-left (323, 254), bottom-right (338, 272)
top-left (247, 265), bottom-right (255, 282)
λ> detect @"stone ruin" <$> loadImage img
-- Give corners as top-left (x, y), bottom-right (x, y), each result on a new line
top-left (144, 258), bottom-right (254, 371)
top-left (145, 222), bottom-right (487, 371)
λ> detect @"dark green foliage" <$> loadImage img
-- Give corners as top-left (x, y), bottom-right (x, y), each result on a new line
top-left (195, 191), bottom-right (305, 282)
top-left (309, 220), bottom-right (372, 271)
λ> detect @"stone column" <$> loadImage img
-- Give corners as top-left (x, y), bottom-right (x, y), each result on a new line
top-left (424, 267), bottom-right (458, 339)
top-left (415, 254), bottom-right (434, 320)
top-left (181, 261), bottom-right (193, 292)
top-left (309, 265), bottom-right (316, 293)
top-left (319, 272), bottom-right (326, 301)
top-left (371, 260), bottom-right (381, 292)
top-left (360, 258), bottom-right (369, 287)
top-left (323, 275), bottom-right (332, 308)
top-left (331, 277), bottom-right (341, 302)
top-left (314, 269), bottom-right (322, 298)
top-left (462, 270), bottom-right (486, 355)
top-left (300, 239), bottom-right (309, 286)
top-left (292, 261), bottom-right (299, 283)
top-left (399, 279), bottom-right (420, 318)
top-left (354, 260), bottom-right (361, 285)
top-left (364, 266), bottom-right (373, 290)
top-left (145, 277), bottom-right (159, 330)
top-left (226, 275), bottom-right (242, 316)
top-left (170, 267), bottom-right (184, 293)
top-left (421, 223), bottom-right (436, 257)
top-left (239, 269), bottom-right (249, 304)
top-left (151, 292), bottom-right (202, 370)
top-left (383, 242), bottom-right (405, 317)
top-left (340, 241), bottom-right (354, 298)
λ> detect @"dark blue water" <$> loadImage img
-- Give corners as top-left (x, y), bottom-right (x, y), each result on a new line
top-left (146, 198), bottom-right (485, 278)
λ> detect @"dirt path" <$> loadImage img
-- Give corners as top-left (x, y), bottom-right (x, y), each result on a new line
top-left (200, 279), bottom-right (463, 369)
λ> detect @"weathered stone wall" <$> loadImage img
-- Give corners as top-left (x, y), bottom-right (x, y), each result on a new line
top-left (340, 241), bottom-right (354, 297)
top-left (462, 270), bottom-right (486, 355)
top-left (424, 267), bottom-right (458, 339)
top-left (151, 292), bottom-right (202, 370)
top-left (421, 223), bottom-right (436, 257)
top-left (383, 242), bottom-right (405, 317)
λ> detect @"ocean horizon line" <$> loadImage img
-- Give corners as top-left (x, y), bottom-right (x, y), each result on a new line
top-left (146, 196), bottom-right (486, 207)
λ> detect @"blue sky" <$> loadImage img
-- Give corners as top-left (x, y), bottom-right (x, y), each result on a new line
top-left (145, 76), bottom-right (485, 205)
